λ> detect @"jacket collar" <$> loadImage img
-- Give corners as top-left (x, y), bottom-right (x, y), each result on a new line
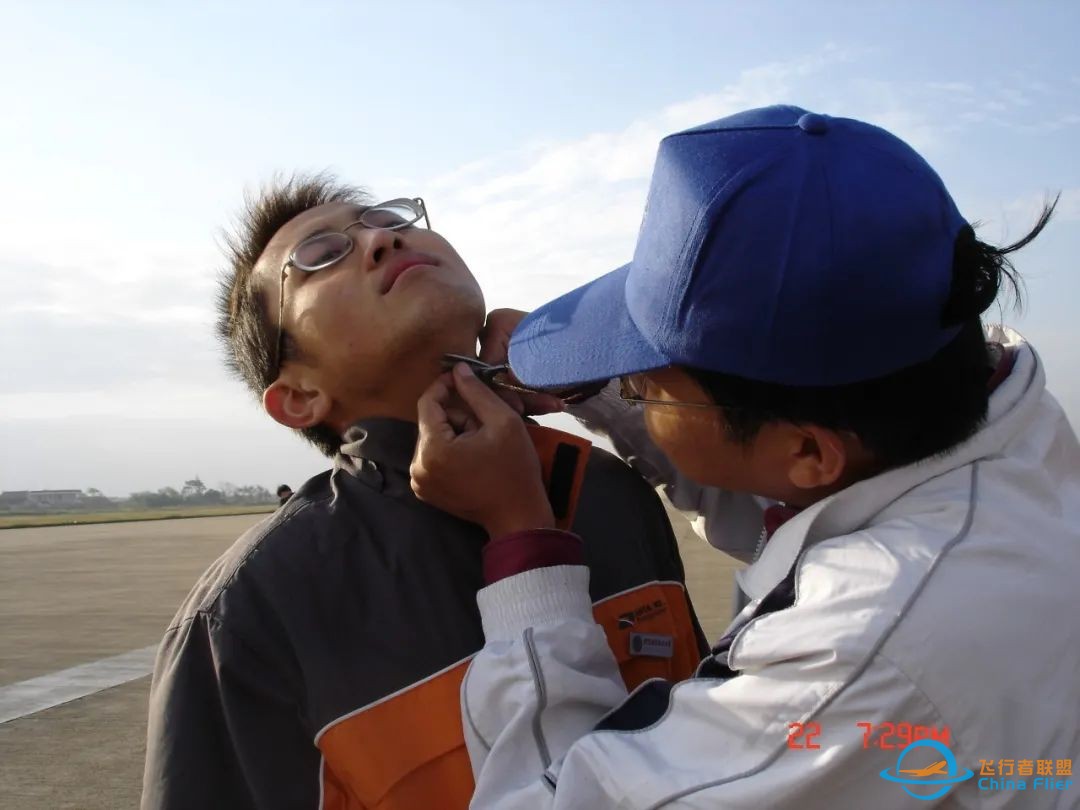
top-left (738, 327), bottom-right (1045, 601)
top-left (334, 418), bottom-right (419, 494)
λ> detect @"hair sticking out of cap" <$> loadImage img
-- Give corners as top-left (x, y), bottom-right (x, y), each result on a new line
top-left (942, 194), bottom-right (1059, 327)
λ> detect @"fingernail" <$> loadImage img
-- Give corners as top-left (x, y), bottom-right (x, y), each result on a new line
top-left (455, 362), bottom-right (473, 378)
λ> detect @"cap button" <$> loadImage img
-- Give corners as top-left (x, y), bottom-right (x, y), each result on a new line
top-left (798, 112), bottom-right (828, 135)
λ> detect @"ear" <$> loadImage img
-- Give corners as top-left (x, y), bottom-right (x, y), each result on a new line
top-left (262, 377), bottom-right (333, 430)
top-left (786, 425), bottom-right (848, 491)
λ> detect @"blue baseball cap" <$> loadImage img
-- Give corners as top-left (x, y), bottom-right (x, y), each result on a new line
top-left (508, 105), bottom-right (969, 389)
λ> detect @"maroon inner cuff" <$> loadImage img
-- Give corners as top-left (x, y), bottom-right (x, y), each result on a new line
top-left (987, 344), bottom-right (1017, 393)
top-left (483, 529), bottom-right (585, 585)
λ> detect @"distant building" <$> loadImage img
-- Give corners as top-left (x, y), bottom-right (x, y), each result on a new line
top-left (0, 491), bottom-right (32, 508)
top-left (0, 489), bottom-right (84, 508)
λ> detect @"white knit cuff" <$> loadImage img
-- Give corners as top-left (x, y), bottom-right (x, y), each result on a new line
top-left (477, 565), bottom-right (593, 641)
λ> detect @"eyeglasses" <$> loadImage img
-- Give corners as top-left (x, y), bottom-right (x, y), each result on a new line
top-left (273, 197), bottom-right (430, 374)
top-left (618, 374), bottom-right (727, 408)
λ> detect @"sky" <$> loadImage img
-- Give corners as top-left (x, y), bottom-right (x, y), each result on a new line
top-left (1, 1), bottom-right (1078, 496)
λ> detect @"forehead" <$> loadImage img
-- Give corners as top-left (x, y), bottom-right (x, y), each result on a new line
top-left (255, 200), bottom-right (365, 277)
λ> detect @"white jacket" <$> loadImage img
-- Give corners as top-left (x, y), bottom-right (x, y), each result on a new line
top-left (461, 328), bottom-right (1080, 809)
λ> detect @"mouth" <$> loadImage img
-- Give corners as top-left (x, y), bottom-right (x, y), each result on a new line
top-left (381, 252), bottom-right (440, 294)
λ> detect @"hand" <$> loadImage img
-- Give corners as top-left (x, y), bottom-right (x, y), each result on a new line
top-left (411, 362), bottom-right (556, 539)
top-left (479, 308), bottom-right (563, 417)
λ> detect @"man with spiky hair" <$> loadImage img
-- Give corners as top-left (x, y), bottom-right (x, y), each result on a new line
top-left (140, 175), bottom-right (709, 810)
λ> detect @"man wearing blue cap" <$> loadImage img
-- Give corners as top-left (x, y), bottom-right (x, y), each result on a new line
top-left (410, 106), bottom-right (1080, 807)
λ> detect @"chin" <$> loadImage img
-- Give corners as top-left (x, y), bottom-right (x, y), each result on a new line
top-left (407, 281), bottom-right (483, 327)
top-left (393, 297), bottom-right (484, 355)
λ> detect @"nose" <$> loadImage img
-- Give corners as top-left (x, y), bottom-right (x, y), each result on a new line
top-left (356, 228), bottom-right (404, 271)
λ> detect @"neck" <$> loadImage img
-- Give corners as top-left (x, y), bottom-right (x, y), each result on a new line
top-left (328, 337), bottom-right (478, 430)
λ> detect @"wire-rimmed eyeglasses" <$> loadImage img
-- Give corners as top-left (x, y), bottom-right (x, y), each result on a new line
top-left (618, 374), bottom-right (728, 408)
top-left (273, 197), bottom-right (430, 375)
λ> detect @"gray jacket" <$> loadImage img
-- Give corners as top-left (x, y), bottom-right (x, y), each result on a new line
top-left (141, 418), bottom-right (706, 810)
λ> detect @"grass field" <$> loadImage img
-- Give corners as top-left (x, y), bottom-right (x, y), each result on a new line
top-left (0, 505), bottom-right (276, 530)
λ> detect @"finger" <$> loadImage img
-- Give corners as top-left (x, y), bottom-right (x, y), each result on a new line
top-left (421, 372), bottom-right (455, 406)
top-left (445, 406), bottom-right (480, 435)
top-left (478, 327), bottom-right (509, 366)
top-left (452, 363), bottom-right (518, 424)
top-left (444, 384), bottom-right (495, 423)
top-left (478, 308), bottom-right (526, 365)
top-left (520, 392), bottom-right (565, 415)
top-left (494, 388), bottom-right (526, 416)
top-left (416, 381), bottom-right (458, 445)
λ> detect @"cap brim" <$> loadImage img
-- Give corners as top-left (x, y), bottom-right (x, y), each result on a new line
top-left (508, 263), bottom-right (672, 389)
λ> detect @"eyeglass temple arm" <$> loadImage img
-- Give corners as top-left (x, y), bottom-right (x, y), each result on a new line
top-left (274, 264), bottom-right (290, 371)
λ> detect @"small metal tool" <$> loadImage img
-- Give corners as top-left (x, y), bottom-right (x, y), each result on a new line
top-left (440, 353), bottom-right (606, 404)
top-left (441, 354), bottom-right (543, 395)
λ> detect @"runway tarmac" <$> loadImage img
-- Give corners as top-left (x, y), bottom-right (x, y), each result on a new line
top-left (0, 505), bottom-right (739, 809)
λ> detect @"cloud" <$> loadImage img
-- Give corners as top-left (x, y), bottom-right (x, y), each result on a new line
top-left (0, 240), bottom-right (218, 320)
top-left (0, 250), bottom-right (224, 400)
top-left (425, 45), bottom-right (1077, 312)
top-left (434, 47), bottom-right (854, 205)
top-left (1055, 188), bottom-right (1080, 221)
top-left (0, 310), bottom-right (225, 396)
top-left (430, 47), bottom-right (863, 310)
top-left (975, 187), bottom-right (1080, 241)
top-left (926, 81), bottom-right (976, 95)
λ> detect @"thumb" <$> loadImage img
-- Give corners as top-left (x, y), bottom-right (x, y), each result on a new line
top-left (452, 363), bottom-right (517, 424)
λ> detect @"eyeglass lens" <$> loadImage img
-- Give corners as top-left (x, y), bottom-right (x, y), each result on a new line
top-left (360, 201), bottom-right (420, 229)
top-left (292, 232), bottom-right (353, 270)
top-left (620, 375), bottom-right (646, 400)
